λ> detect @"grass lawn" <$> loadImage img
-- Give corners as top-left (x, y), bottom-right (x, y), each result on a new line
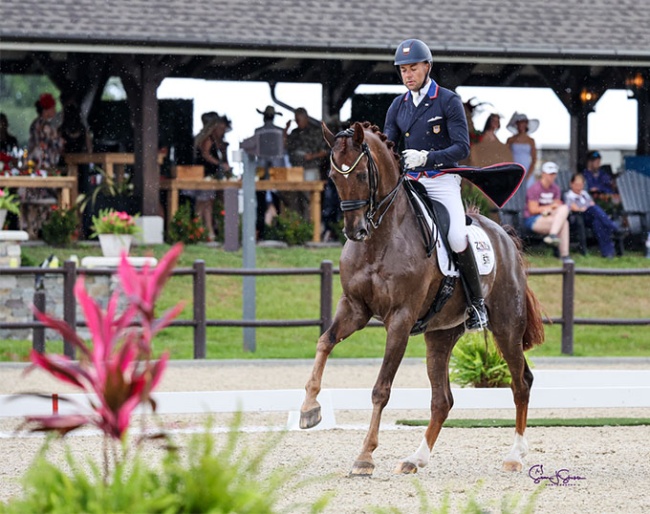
top-left (2, 242), bottom-right (649, 361)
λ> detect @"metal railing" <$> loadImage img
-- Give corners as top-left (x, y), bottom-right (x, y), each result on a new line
top-left (1, 259), bottom-right (648, 357)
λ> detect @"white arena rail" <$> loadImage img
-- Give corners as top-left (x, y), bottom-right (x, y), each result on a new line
top-left (1, 370), bottom-right (649, 430)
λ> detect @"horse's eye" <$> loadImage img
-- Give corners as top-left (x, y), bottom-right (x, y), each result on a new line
top-left (356, 172), bottom-right (367, 183)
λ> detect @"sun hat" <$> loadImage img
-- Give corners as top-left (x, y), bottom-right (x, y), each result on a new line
top-left (541, 161), bottom-right (559, 174)
top-left (257, 105), bottom-right (282, 118)
top-left (506, 112), bottom-right (540, 134)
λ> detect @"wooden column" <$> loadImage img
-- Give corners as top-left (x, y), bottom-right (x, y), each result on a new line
top-left (118, 56), bottom-right (168, 216)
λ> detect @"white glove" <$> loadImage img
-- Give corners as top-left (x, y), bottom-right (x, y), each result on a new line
top-left (401, 149), bottom-right (428, 170)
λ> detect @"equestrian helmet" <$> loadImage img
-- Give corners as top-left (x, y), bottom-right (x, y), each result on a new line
top-left (394, 39), bottom-right (433, 66)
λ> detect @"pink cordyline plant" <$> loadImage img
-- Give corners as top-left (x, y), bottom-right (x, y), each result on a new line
top-left (22, 243), bottom-right (185, 441)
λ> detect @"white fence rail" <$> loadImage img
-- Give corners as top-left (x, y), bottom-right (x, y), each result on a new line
top-left (2, 370), bottom-right (649, 430)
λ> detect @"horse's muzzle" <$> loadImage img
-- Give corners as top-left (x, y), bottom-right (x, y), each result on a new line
top-left (345, 224), bottom-right (369, 242)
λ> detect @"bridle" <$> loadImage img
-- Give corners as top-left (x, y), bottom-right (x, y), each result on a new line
top-left (330, 129), bottom-right (404, 230)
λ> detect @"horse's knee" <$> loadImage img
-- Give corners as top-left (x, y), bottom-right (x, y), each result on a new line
top-left (371, 385), bottom-right (391, 408)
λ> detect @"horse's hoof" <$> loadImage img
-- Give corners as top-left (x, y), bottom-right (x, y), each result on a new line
top-left (394, 461), bottom-right (418, 474)
top-left (299, 406), bottom-right (321, 429)
top-left (349, 460), bottom-right (375, 477)
top-left (502, 459), bottom-right (523, 472)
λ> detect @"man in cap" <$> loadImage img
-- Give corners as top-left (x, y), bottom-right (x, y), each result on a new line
top-left (582, 150), bottom-right (620, 216)
top-left (384, 38), bottom-right (487, 331)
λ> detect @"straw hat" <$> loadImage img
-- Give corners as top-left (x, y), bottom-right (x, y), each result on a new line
top-left (506, 112), bottom-right (540, 134)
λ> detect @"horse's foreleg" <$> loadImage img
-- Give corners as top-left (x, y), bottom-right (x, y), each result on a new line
top-left (300, 296), bottom-right (369, 429)
top-left (351, 322), bottom-right (411, 477)
top-left (395, 326), bottom-right (464, 474)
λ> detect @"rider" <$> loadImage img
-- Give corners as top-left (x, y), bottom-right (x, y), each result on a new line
top-left (384, 38), bottom-right (488, 331)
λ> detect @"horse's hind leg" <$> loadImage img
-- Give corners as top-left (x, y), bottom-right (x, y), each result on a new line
top-left (492, 325), bottom-right (534, 472)
top-left (300, 296), bottom-right (370, 429)
top-left (395, 325), bottom-right (465, 474)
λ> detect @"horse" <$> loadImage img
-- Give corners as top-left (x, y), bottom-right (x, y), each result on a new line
top-left (299, 121), bottom-right (544, 476)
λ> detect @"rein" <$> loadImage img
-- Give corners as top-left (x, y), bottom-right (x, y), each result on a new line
top-left (331, 129), bottom-right (404, 229)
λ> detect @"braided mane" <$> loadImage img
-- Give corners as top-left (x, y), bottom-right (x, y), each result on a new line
top-left (333, 121), bottom-right (401, 168)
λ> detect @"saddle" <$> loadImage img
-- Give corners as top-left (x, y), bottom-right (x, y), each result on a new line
top-left (403, 178), bottom-right (472, 259)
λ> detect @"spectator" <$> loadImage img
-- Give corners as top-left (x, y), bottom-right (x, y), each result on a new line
top-left (506, 112), bottom-right (538, 188)
top-left (582, 150), bottom-right (620, 216)
top-left (28, 93), bottom-right (64, 170)
top-left (23, 93), bottom-right (65, 238)
top-left (564, 173), bottom-right (620, 258)
top-left (524, 161), bottom-right (570, 260)
top-left (284, 107), bottom-right (328, 218)
top-left (60, 100), bottom-right (91, 155)
top-left (0, 113), bottom-right (18, 153)
top-left (480, 113), bottom-right (502, 143)
top-left (190, 113), bottom-right (232, 241)
top-left (253, 105), bottom-right (284, 239)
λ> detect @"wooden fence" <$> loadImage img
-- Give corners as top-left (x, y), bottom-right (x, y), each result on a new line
top-left (1, 260), bottom-right (649, 357)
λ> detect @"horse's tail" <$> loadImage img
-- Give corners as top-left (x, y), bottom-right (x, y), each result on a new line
top-left (503, 225), bottom-right (545, 351)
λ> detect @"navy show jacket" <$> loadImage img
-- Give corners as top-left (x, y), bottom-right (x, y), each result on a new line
top-left (384, 80), bottom-right (470, 176)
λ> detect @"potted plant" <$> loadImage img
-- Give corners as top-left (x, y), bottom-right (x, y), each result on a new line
top-left (91, 208), bottom-right (140, 257)
top-left (40, 205), bottom-right (78, 246)
top-left (0, 187), bottom-right (20, 229)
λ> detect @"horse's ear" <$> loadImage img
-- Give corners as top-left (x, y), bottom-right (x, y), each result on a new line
top-left (352, 122), bottom-right (364, 146)
top-left (322, 122), bottom-right (335, 149)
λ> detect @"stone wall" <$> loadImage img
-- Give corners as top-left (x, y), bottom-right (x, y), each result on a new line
top-left (0, 273), bottom-right (114, 341)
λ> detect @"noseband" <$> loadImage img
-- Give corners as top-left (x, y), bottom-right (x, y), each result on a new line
top-left (330, 128), bottom-right (404, 229)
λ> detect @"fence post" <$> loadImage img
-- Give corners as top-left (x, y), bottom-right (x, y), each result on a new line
top-left (193, 260), bottom-right (207, 359)
top-left (32, 290), bottom-right (46, 354)
top-left (63, 259), bottom-right (77, 359)
top-left (320, 260), bottom-right (333, 334)
top-left (561, 259), bottom-right (575, 355)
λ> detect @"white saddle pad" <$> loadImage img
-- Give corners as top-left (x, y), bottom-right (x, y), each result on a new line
top-left (437, 224), bottom-right (496, 277)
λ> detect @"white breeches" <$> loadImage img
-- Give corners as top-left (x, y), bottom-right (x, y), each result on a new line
top-left (418, 173), bottom-right (468, 253)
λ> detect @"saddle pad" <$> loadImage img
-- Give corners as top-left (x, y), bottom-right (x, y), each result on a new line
top-left (409, 192), bottom-right (495, 277)
top-left (437, 224), bottom-right (496, 277)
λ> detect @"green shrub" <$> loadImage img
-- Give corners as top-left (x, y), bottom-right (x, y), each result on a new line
top-left (167, 202), bottom-right (207, 244)
top-left (40, 206), bottom-right (78, 246)
top-left (450, 333), bottom-right (512, 388)
top-left (266, 209), bottom-right (314, 246)
top-left (1, 416), bottom-right (330, 514)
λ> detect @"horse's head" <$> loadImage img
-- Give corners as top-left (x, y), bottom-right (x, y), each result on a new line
top-left (323, 121), bottom-right (401, 242)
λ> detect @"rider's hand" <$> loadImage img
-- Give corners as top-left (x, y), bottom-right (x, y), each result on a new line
top-left (401, 149), bottom-right (428, 170)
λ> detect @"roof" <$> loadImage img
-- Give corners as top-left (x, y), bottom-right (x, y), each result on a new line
top-left (2, 0), bottom-right (650, 65)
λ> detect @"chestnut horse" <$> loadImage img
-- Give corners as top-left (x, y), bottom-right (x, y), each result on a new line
top-left (300, 121), bottom-right (544, 476)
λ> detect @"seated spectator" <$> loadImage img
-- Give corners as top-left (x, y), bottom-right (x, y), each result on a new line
top-left (524, 161), bottom-right (570, 260)
top-left (582, 150), bottom-right (620, 215)
top-left (564, 173), bottom-right (620, 259)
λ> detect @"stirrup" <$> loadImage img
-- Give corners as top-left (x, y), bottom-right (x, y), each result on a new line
top-left (465, 301), bottom-right (488, 331)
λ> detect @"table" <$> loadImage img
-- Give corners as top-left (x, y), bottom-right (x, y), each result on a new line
top-left (160, 178), bottom-right (326, 242)
top-left (0, 176), bottom-right (77, 209)
top-left (65, 153), bottom-right (165, 201)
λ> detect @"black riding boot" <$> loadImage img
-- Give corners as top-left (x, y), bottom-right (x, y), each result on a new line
top-left (456, 245), bottom-right (489, 331)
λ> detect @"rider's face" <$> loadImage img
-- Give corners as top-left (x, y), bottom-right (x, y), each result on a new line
top-left (399, 62), bottom-right (430, 91)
